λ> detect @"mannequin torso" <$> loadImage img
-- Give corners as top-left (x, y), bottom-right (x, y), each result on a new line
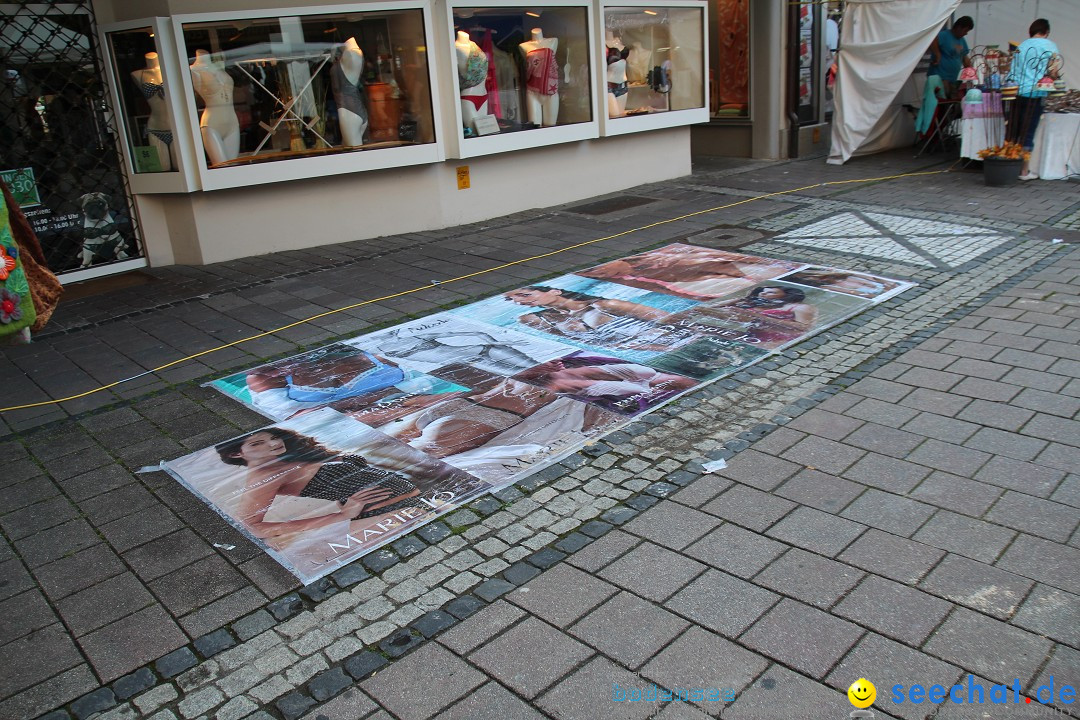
top-left (519, 29), bottom-right (559, 126)
top-left (130, 52), bottom-right (173, 170)
top-left (190, 49), bottom-right (240, 164)
top-left (626, 42), bottom-right (651, 84)
top-left (333, 37), bottom-right (368, 146)
top-left (455, 31), bottom-right (489, 131)
top-left (607, 46), bottom-right (630, 118)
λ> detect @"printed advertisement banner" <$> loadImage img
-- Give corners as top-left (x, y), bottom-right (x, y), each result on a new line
top-left (164, 246), bottom-right (913, 584)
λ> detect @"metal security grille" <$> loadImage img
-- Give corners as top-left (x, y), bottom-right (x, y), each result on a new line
top-left (1, 1), bottom-right (143, 276)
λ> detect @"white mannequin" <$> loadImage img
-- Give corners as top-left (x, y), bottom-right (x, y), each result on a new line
top-left (130, 52), bottom-right (173, 171)
top-left (332, 37), bottom-right (368, 146)
top-left (605, 29), bottom-right (624, 51)
top-left (190, 49), bottom-right (240, 165)
top-left (519, 28), bottom-right (559, 127)
top-left (607, 46), bottom-right (629, 118)
top-left (626, 41), bottom-right (651, 85)
top-left (455, 30), bottom-right (488, 131)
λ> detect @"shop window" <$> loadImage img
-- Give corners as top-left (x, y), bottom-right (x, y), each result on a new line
top-left (604, 6), bottom-right (704, 119)
top-left (450, 7), bottom-right (592, 139)
top-left (107, 28), bottom-right (179, 174)
top-left (709, 0), bottom-right (748, 119)
top-left (177, 10), bottom-right (436, 168)
top-left (1, 2), bottom-right (145, 278)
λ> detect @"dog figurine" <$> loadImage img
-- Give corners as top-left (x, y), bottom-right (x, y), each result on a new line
top-left (78, 192), bottom-right (129, 268)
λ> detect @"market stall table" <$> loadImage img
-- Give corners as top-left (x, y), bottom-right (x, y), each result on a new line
top-left (1029, 112), bottom-right (1080, 180)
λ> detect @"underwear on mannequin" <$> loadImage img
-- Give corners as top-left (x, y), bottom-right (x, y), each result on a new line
top-left (607, 82), bottom-right (628, 98)
top-left (462, 94), bottom-right (487, 111)
top-left (147, 128), bottom-right (174, 146)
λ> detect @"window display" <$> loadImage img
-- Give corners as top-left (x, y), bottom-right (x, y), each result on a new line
top-left (604, 6), bottom-right (704, 119)
top-left (107, 28), bottom-right (178, 173)
top-left (451, 7), bottom-right (592, 139)
top-left (709, 0), bottom-right (749, 118)
top-left (178, 10), bottom-right (436, 168)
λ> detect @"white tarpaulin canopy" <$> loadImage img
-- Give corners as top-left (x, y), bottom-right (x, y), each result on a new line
top-left (828, 0), bottom-right (963, 164)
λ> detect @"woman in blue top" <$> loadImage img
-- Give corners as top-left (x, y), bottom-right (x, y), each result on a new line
top-left (928, 16), bottom-right (973, 96)
top-left (1008, 19), bottom-right (1062, 179)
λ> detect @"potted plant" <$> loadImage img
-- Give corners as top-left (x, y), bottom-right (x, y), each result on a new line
top-left (978, 141), bottom-right (1028, 187)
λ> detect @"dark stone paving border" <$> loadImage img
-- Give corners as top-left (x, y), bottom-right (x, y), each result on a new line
top-left (31, 239), bottom-right (1072, 720)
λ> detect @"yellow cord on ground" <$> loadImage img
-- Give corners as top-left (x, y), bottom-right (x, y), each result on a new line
top-left (0, 168), bottom-right (952, 414)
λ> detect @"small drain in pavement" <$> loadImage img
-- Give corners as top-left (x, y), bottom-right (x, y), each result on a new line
top-left (567, 195), bottom-right (659, 215)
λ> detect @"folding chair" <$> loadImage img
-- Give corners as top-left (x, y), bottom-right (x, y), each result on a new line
top-left (916, 99), bottom-right (961, 157)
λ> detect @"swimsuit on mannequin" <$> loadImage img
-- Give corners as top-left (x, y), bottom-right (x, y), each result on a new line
top-left (456, 31), bottom-right (489, 132)
top-left (190, 49), bottom-right (240, 165)
top-left (332, 37), bottom-right (368, 147)
top-left (130, 52), bottom-right (174, 171)
top-left (607, 46), bottom-right (630, 118)
top-left (519, 29), bottom-right (559, 127)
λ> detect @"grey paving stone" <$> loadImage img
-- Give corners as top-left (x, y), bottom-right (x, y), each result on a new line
top-left (0, 589), bottom-right (57, 646)
top-left (748, 427), bottom-right (806, 455)
top-left (380, 628), bottom-right (424, 658)
top-left (540, 655), bottom-right (663, 719)
top-left (1029, 645), bottom-right (1080, 704)
top-left (825, 633), bottom-right (963, 720)
top-left (148, 554), bottom-right (247, 616)
top-left (913, 511), bottom-right (1016, 564)
top-left (669, 475), bottom-right (734, 509)
top-left (1036, 442), bottom-right (1080, 475)
top-left (842, 452), bottom-right (931, 494)
top-left (920, 554), bottom-right (1033, 619)
top-left (436, 681), bottom-right (546, 720)
top-left (754, 548), bottom-right (864, 609)
top-left (194, 628), bottom-right (236, 659)
top-left (1012, 584), bottom-right (1080, 647)
top-left (0, 559), bottom-right (34, 604)
top-left (895, 366), bottom-right (964, 392)
top-left (232, 609), bottom-right (276, 641)
top-left (838, 529), bottom-right (945, 585)
top-left (765, 506), bottom-right (866, 557)
top-left (0, 496), bottom-right (77, 540)
top-left (343, 650), bottom-right (388, 681)
top-left (954, 400), bottom-right (1035, 433)
top-left (840, 489), bottom-right (936, 538)
top-left (899, 387), bottom-right (972, 418)
top-left (997, 535), bottom-right (1080, 595)
top-left (1051, 474), bottom-right (1080, 509)
top-left (901, 411), bottom-right (982, 444)
top-left (924, 608), bottom-right (1052, 686)
top-left (111, 667), bottom-right (156, 701)
top-left (364, 643), bottom-right (486, 719)
top-left (299, 687), bottom-right (377, 720)
top-left (308, 667), bottom-right (351, 703)
top-left (742, 598), bottom-right (863, 679)
top-left (973, 456), bottom-right (1064, 498)
top-left (1013, 387), bottom-right (1080, 418)
top-left (1023, 414), bottom-right (1080, 450)
top-left (411, 610), bottom-right (457, 639)
top-left (14, 520), bottom-right (101, 569)
top-left (123, 529), bottom-right (214, 582)
top-left (56, 573), bottom-right (155, 637)
top-left (843, 423), bottom-right (927, 460)
top-left (444, 594), bottom-right (485, 620)
top-left (986, 491), bottom-right (1079, 542)
top-left (277, 692), bottom-right (317, 720)
top-left (774, 469), bottom-right (864, 514)
top-left (507, 563), bottom-right (617, 628)
top-left (907, 439), bottom-right (992, 479)
top-left (468, 616), bottom-right (592, 699)
top-left (473, 578), bottom-right (515, 602)
top-left (438, 600), bottom-right (526, 655)
top-left (81, 605), bottom-right (188, 682)
top-left (725, 663), bottom-right (850, 720)
top-left (845, 397), bottom-right (922, 429)
top-left (965, 427), bottom-right (1048, 463)
top-left (622, 501), bottom-right (720, 551)
top-left (570, 591), bottom-right (689, 670)
top-left (951, 377), bottom-right (1022, 403)
top-left (526, 547), bottom-right (567, 570)
top-left (685, 523), bottom-right (787, 579)
top-left (70, 687), bottom-right (117, 720)
top-left (154, 646), bottom-right (198, 679)
top-left (715, 450), bottom-right (801, 491)
top-left (702, 484), bottom-right (796, 532)
top-left (667, 567), bottom-right (779, 638)
top-left (781, 436), bottom-right (867, 476)
top-left (847, 378), bottom-right (913, 403)
top-left (908, 472), bottom-right (1004, 517)
top-left (835, 573), bottom-right (952, 646)
top-left (641, 626), bottom-right (769, 711)
top-left (599, 542), bottom-right (705, 602)
top-left (787, 408), bottom-right (865, 440)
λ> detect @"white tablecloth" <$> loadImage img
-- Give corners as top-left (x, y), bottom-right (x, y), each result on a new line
top-left (960, 117), bottom-right (1005, 159)
top-left (1029, 113), bottom-right (1080, 180)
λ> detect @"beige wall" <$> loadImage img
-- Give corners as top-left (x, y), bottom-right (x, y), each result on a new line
top-left (133, 129), bottom-right (692, 265)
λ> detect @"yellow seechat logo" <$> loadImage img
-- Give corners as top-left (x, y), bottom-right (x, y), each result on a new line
top-left (848, 678), bottom-right (876, 709)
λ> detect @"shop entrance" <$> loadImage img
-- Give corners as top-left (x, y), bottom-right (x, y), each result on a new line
top-left (1, 1), bottom-right (146, 283)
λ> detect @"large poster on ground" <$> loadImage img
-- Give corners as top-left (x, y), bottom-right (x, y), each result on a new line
top-left (163, 245), bottom-right (913, 584)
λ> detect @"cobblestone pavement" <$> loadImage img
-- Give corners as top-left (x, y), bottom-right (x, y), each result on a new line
top-left (1, 149), bottom-right (1079, 720)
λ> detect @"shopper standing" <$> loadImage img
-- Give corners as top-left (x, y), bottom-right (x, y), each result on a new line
top-left (1010, 18), bottom-right (1061, 180)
